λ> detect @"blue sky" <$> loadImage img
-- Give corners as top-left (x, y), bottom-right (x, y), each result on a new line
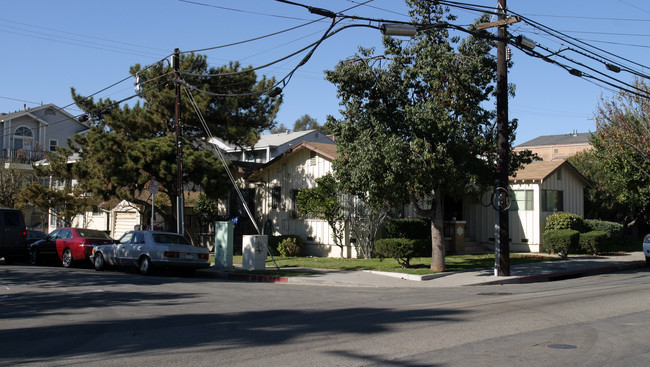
top-left (1, 0), bottom-right (648, 145)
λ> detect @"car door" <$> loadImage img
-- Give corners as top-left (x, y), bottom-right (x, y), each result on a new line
top-left (38, 229), bottom-right (60, 257)
top-left (115, 232), bottom-right (135, 266)
top-left (56, 228), bottom-right (73, 259)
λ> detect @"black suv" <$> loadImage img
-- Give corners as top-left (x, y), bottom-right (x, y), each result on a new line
top-left (0, 208), bottom-right (27, 264)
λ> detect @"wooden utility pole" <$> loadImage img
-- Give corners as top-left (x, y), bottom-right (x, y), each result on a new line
top-left (495, 0), bottom-right (510, 276)
top-left (173, 48), bottom-right (185, 235)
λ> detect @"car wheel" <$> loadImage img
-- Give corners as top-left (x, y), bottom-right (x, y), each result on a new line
top-left (29, 248), bottom-right (39, 265)
top-left (62, 249), bottom-right (73, 268)
top-left (139, 256), bottom-right (152, 275)
top-left (646, 256), bottom-right (650, 266)
top-left (94, 252), bottom-right (105, 271)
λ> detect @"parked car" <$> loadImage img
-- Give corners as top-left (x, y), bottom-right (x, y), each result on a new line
top-left (29, 227), bottom-right (114, 267)
top-left (90, 230), bottom-right (210, 275)
top-left (26, 230), bottom-right (47, 245)
top-left (643, 233), bottom-right (650, 265)
top-left (0, 208), bottom-right (27, 264)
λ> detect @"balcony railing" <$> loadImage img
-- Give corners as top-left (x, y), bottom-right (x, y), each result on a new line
top-left (1, 149), bottom-right (46, 164)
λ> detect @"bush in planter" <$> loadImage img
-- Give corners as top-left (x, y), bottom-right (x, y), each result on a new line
top-left (374, 238), bottom-right (427, 268)
top-left (579, 230), bottom-right (609, 254)
top-left (541, 229), bottom-right (579, 258)
top-left (277, 237), bottom-right (303, 257)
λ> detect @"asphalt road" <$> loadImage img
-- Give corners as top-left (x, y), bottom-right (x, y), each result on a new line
top-left (1, 264), bottom-right (649, 366)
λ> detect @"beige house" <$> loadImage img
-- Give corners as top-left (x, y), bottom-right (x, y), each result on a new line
top-left (513, 132), bottom-right (592, 161)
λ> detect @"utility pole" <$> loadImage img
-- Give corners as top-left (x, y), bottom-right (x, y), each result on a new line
top-left (173, 48), bottom-right (185, 235)
top-left (495, 0), bottom-right (510, 276)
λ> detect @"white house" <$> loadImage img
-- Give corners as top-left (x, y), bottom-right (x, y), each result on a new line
top-left (464, 160), bottom-right (591, 252)
top-left (246, 140), bottom-right (355, 257)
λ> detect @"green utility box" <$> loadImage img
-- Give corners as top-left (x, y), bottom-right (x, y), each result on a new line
top-left (214, 221), bottom-right (234, 270)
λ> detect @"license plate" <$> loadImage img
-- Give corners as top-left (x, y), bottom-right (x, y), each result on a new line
top-left (184, 254), bottom-right (194, 260)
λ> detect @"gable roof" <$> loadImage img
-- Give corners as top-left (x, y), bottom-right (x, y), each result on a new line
top-left (516, 132), bottom-right (592, 147)
top-left (1, 103), bottom-right (88, 129)
top-left (210, 130), bottom-right (329, 151)
top-left (511, 160), bottom-right (591, 187)
top-left (247, 141), bottom-right (337, 181)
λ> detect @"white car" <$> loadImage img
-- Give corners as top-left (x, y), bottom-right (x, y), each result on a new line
top-left (644, 234), bottom-right (650, 265)
top-left (91, 230), bottom-right (210, 275)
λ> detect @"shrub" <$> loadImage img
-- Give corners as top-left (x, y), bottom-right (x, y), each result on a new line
top-left (585, 219), bottom-right (623, 239)
top-left (277, 237), bottom-right (303, 257)
top-left (374, 238), bottom-right (427, 268)
top-left (383, 218), bottom-right (430, 240)
top-left (268, 235), bottom-right (302, 256)
top-left (579, 231), bottom-right (608, 254)
top-left (541, 229), bottom-right (580, 258)
top-left (545, 212), bottom-right (587, 232)
top-left (382, 218), bottom-right (430, 257)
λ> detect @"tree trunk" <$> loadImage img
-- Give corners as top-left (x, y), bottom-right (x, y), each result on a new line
top-left (429, 195), bottom-right (445, 272)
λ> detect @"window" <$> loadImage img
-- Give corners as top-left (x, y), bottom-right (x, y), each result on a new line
top-left (291, 189), bottom-right (300, 218)
top-left (13, 126), bottom-right (33, 150)
top-left (542, 190), bottom-right (564, 212)
top-left (510, 190), bottom-right (534, 211)
top-left (3, 211), bottom-right (20, 227)
top-left (271, 186), bottom-right (282, 210)
top-left (556, 169), bottom-right (562, 181)
top-left (309, 151), bottom-right (317, 166)
top-left (49, 139), bottom-right (58, 152)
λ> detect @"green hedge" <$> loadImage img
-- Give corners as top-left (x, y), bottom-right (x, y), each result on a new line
top-left (542, 229), bottom-right (580, 258)
top-left (383, 218), bottom-right (430, 240)
top-left (374, 238), bottom-right (427, 268)
top-left (585, 219), bottom-right (623, 239)
top-left (545, 212), bottom-right (587, 232)
top-left (579, 231), bottom-right (609, 255)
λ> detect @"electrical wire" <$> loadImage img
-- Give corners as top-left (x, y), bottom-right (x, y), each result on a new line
top-left (183, 84), bottom-right (280, 269)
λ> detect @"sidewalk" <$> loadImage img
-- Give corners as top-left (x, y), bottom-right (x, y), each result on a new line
top-left (200, 252), bottom-right (648, 288)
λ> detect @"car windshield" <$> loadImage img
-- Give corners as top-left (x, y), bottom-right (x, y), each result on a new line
top-left (152, 233), bottom-right (191, 245)
top-left (77, 229), bottom-right (112, 239)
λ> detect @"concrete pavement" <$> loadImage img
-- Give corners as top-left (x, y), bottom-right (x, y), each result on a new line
top-left (201, 251), bottom-right (648, 288)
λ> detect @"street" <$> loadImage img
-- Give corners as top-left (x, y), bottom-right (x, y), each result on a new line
top-left (1, 265), bottom-right (650, 366)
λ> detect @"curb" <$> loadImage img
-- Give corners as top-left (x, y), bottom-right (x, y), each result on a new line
top-left (481, 261), bottom-right (647, 285)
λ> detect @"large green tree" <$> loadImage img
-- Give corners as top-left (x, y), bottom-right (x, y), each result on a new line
top-left (571, 79), bottom-right (650, 230)
top-left (325, 2), bottom-right (530, 271)
top-left (52, 53), bottom-right (281, 231)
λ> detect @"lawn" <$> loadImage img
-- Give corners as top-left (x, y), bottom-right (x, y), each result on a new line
top-left (225, 253), bottom-right (561, 276)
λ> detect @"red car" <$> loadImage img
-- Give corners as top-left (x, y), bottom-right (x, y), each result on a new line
top-left (29, 227), bottom-right (114, 267)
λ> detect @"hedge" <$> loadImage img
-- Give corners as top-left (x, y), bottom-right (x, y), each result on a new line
top-left (579, 230), bottom-right (608, 255)
top-left (374, 238), bottom-right (427, 268)
top-left (545, 212), bottom-right (587, 232)
top-left (383, 218), bottom-right (430, 240)
top-left (268, 235), bottom-right (303, 256)
top-left (541, 229), bottom-right (580, 258)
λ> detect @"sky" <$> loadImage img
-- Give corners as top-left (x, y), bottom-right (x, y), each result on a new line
top-left (1, 0), bottom-right (649, 146)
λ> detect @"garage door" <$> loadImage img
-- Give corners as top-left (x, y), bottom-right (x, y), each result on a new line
top-left (113, 211), bottom-right (139, 240)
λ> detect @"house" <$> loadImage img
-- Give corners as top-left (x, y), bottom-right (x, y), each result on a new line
top-left (1, 104), bottom-right (89, 166)
top-left (1, 104), bottom-right (90, 230)
top-left (243, 137), bottom-right (590, 257)
top-left (513, 131), bottom-right (592, 161)
top-left (210, 129), bottom-right (334, 163)
top-left (246, 140), bottom-right (351, 257)
top-left (464, 160), bottom-right (591, 252)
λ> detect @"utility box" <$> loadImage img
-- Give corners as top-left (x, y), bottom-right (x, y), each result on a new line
top-left (213, 221), bottom-right (234, 270)
top-left (242, 235), bottom-right (268, 270)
